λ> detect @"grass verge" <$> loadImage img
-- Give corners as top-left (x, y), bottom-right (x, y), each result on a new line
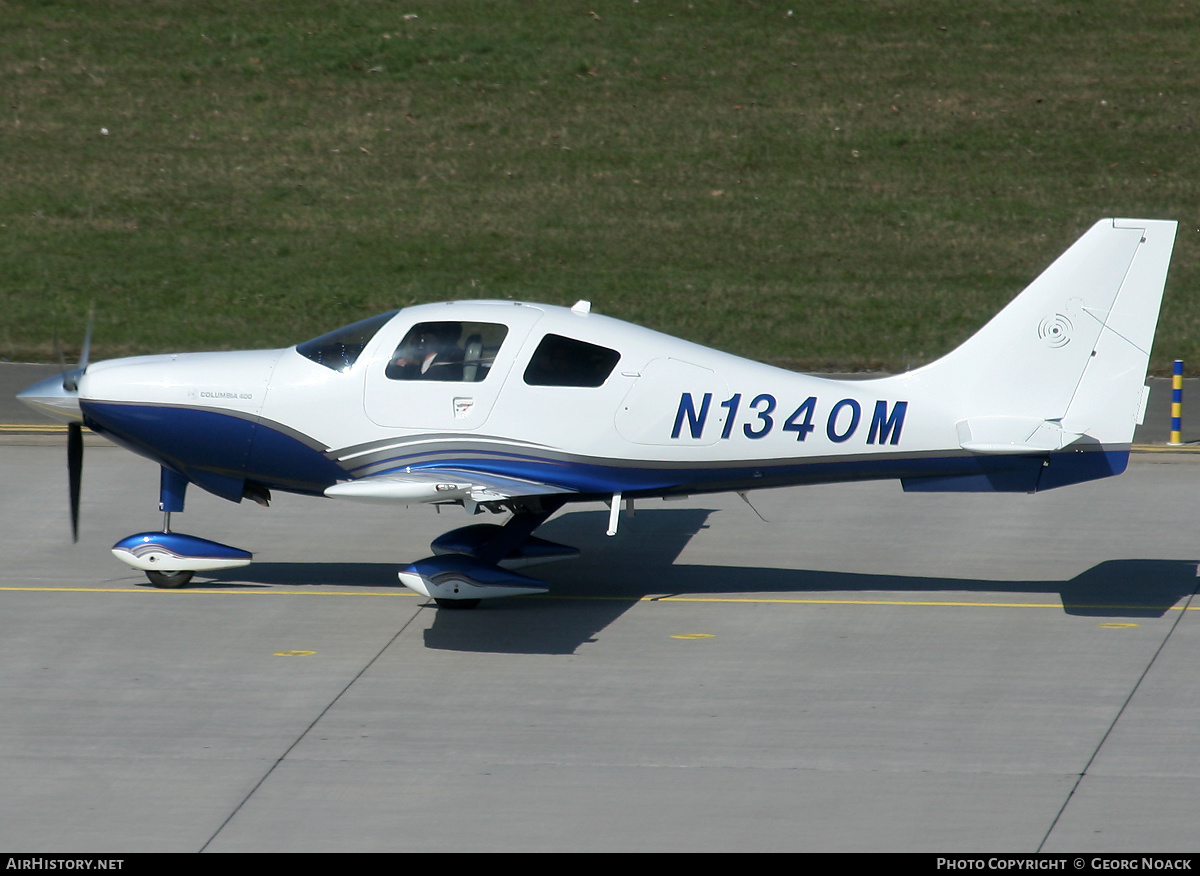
top-left (1, 1), bottom-right (1197, 372)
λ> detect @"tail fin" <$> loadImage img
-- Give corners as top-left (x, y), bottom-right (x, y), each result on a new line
top-left (909, 218), bottom-right (1177, 446)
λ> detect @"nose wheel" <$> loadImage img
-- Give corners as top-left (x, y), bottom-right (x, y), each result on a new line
top-left (145, 570), bottom-right (195, 589)
top-left (434, 597), bottom-right (481, 610)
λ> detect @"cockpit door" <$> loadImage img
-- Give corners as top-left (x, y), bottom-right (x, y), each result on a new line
top-left (364, 305), bottom-right (543, 430)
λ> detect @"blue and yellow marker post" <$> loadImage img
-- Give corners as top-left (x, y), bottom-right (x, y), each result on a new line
top-left (1169, 359), bottom-right (1184, 446)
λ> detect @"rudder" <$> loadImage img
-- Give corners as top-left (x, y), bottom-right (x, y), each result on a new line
top-left (1059, 219), bottom-right (1177, 444)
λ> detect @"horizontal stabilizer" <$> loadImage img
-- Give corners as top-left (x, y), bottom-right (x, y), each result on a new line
top-left (957, 417), bottom-right (1082, 454)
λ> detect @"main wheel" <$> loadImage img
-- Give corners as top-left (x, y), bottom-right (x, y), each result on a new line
top-left (146, 570), bottom-right (195, 589)
top-left (434, 598), bottom-right (481, 610)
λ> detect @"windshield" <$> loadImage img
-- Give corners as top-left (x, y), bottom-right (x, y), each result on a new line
top-left (296, 310), bottom-right (398, 372)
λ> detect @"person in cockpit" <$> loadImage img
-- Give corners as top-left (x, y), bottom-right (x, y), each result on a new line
top-left (387, 322), bottom-right (465, 380)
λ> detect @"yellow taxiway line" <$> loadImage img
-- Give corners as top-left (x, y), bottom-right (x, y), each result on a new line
top-left (0, 585), bottom-right (1196, 612)
top-left (0, 424), bottom-right (89, 433)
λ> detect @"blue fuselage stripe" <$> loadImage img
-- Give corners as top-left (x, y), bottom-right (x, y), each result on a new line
top-left (80, 401), bottom-right (1128, 501)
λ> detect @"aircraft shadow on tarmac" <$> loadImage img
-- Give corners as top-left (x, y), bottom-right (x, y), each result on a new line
top-left (201, 508), bottom-right (1200, 655)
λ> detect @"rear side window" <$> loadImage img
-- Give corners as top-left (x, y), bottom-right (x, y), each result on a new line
top-left (297, 311), bottom-right (397, 372)
top-left (523, 334), bottom-right (620, 387)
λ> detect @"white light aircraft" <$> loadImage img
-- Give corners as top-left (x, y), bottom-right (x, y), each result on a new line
top-left (18, 218), bottom-right (1178, 607)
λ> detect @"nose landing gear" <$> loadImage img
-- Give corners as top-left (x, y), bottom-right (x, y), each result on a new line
top-left (109, 467), bottom-right (252, 588)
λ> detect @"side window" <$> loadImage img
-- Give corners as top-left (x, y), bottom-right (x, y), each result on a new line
top-left (523, 334), bottom-right (620, 387)
top-left (385, 321), bottom-right (509, 382)
top-left (297, 310), bottom-right (398, 373)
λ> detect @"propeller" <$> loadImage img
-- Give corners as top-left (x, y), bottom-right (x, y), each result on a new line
top-left (68, 420), bottom-right (82, 542)
top-left (56, 307), bottom-right (94, 542)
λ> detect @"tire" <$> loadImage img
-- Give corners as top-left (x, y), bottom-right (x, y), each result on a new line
top-left (146, 570), bottom-right (195, 589)
top-left (434, 598), bottom-right (481, 610)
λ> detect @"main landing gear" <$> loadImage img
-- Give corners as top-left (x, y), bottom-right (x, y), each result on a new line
top-left (434, 597), bottom-right (482, 610)
top-left (398, 499), bottom-right (579, 609)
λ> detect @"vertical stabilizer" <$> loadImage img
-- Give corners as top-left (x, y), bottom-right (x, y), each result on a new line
top-left (906, 219), bottom-right (1177, 445)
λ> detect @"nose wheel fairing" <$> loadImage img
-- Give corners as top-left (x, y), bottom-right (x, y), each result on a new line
top-left (111, 532), bottom-right (252, 573)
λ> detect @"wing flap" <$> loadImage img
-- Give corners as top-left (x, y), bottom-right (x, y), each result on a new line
top-left (324, 468), bottom-right (575, 504)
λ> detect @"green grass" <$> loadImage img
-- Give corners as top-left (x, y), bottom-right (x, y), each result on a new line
top-left (1, 0), bottom-right (1197, 372)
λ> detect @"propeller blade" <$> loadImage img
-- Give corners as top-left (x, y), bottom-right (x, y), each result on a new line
top-left (60, 307), bottom-right (94, 393)
top-left (78, 305), bottom-right (94, 372)
top-left (68, 422), bottom-right (83, 542)
top-left (54, 328), bottom-right (71, 389)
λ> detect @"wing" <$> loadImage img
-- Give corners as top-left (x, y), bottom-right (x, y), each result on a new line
top-left (323, 468), bottom-right (576, 505)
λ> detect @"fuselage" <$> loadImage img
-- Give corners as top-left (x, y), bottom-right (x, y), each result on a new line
top-left (72, 300), bottom-right (1124, 505)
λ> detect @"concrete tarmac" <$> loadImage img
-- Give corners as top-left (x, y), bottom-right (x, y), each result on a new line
top-left (3, 440), bottom-right (1200, 851)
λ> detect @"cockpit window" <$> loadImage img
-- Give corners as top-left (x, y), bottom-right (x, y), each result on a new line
top-left (523, 334), bottom-right (620, 387)
top-left (297, 310), bottom-right (397, 373)
top-left (386, 321), bottom-right (509, 382)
